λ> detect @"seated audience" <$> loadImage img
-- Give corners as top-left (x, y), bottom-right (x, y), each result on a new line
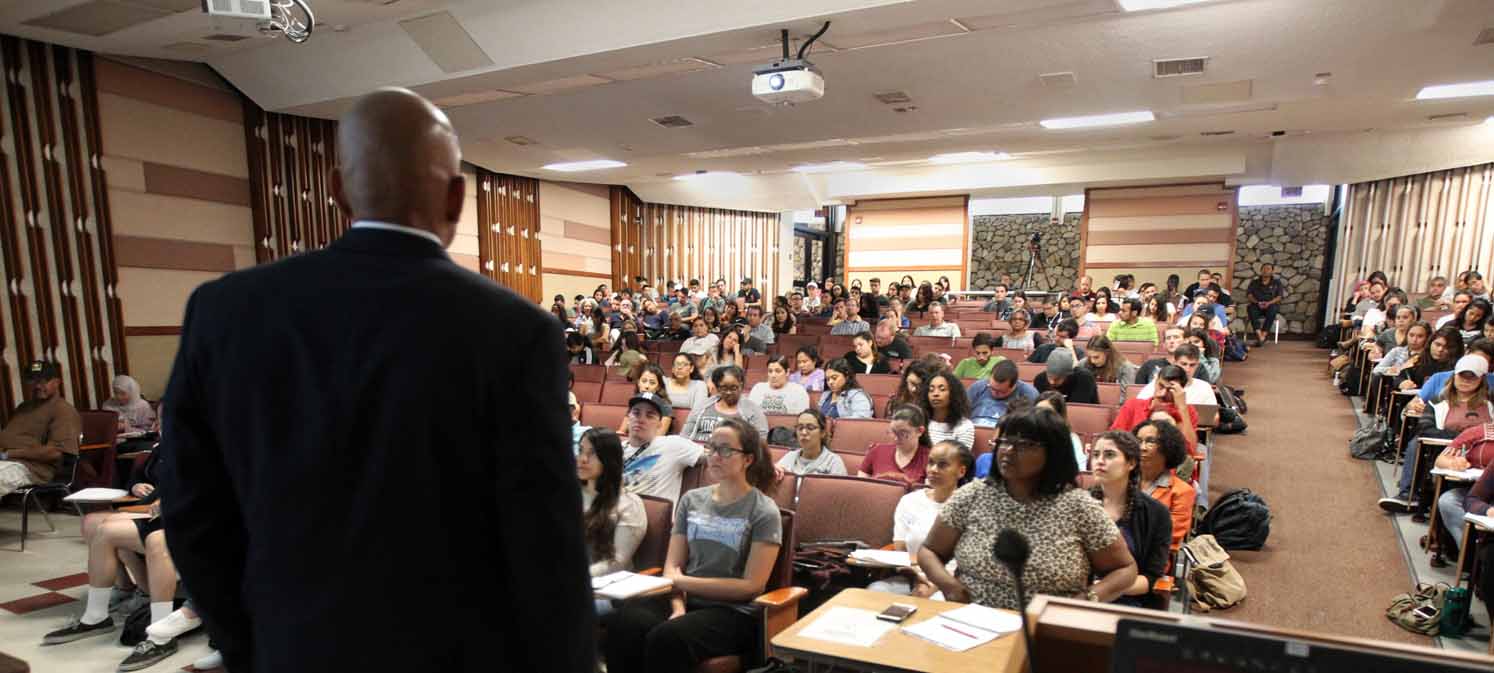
top-left (874, 319), bottom-right (913, 360)
top-left (617, 365), bottom-right (673, 435)
top-left (998, 304), bottom-right (1042, 353)
top-left (1373, 322), bottom-right (1437, 391)
top-left (1111, 365), bottom-right (1198, 458)
top-left (1454, 298), bottom-right (1492, 344)
top-left (868, 440), bottom-right (974, 596)
top-left (1429, 421), bottom-right (1494, 562)
top-left (953, 333), bottom-right (1005, 380)
top-left (1029, 319), bottom-right (1086, 364)
top-left (1382, 354), bottom-right (1493, 512)
top-left (887, 298), bottom-right (911, 330)
top-left (567, 331), bottom-right (600, 365)
top-left (684, 366), bottom-right (769, 442)
top-left (1105, 298), bottom-right (1158, 346)
top-left (1079, 335), bottom-right (1138, 391)
top-left (679, 317), bottom-right (720, 359)
top-left (705, 327), bottom-right (749, 380)
top-left (1091, 287), bottom-right (1118, 320)
top-left (578, 428), bottom-right (647, 613)
top-left (912, 302), bottom-right (961, 337)
top-left (103, 375), bottom-right (156, 440)
top-left (1088, 431), bottom-right (1171, 608)
top-left (603, 419), bottom-right (782, 673)
top-left (982, 284), bottom-right (1011, 315)
top-left (1244, 263), bottom-right (1286, 347)
top-left (818, 358), bottom-right (875, 419)
top-left (743, 306), bottom-right (775, 352)
top-left (1185, 310), bottom-right (1227, 352)
top-left (1042, 297), bottom-right (1068, 332)
top-left (1184, 328), bottom-right (1223, 385)
top-left (1034, 349), bottom-right (1100, 405)
top-left (621, 393), bottom-right (703, 504)
top-left (968, 360), bottom-right (1039, 427)
top-left (570, 391), bottom-right (589, 454)
top-left (748, 355), bottom-right (811, 416)
top-left (830, 299), bottom-right (870, 335)
top-left (0, 361), bottom-right (80, 500)
top-left (886, 359), bottom-right (934, 417)
top-left (665, 353), bottom-right (709, 413)
top-left (770, 305), bottom-right (796, 337)
top-left (1134, 344), bottom-right (1215, 406)
top-left (1436, 291), bottom-right (1471, 330)
top-left (1134, 419), bottom-right (1197, 549)
top-left (1135, 327), bottom-right (1187, 385)
top-left (1416, 276), bottom-right (1449, 310)
top-left (860, 406), bottom-right (934, 487)
top-left (974, 392), bottom-right (1083, 476)
top-left (1408, 339), bottom-right (1492, 416)
top-left (776, 409), bottom-right (848, 476)
top-left (790, 346), bottom-right (826, 392)
top-left (918, 408), bottom-right (1137, 610)
top-left (922, 370), bottom-right (975, 449)
top-left (1370, 305), bottom-right (1418, 359)
top-left (842, 331), bottom-right (892, 375)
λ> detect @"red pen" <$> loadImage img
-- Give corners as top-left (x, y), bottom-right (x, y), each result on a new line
top-left (941, 623), bottom-right (977, 639)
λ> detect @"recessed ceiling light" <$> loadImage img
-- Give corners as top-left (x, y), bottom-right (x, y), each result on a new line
top-left (1039, 110), bottom-right (1155, 129)
top-left (1416, 80), bottom-right (1494, 100)
top-left (542, 159), bottom-right (627, 172)
top-left (928, 151), bottom-right (1012, 164)
top-left (1118, 0), bottom-right (1214, 11)
top-left (673, 171), bottom-right (739, 181)
top-left (792, 161), bottom-right (868, 173)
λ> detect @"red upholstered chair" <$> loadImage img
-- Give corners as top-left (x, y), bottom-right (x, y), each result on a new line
top-left (633, 495), bottom-right (674, 573)
top-left (994, 348), bottom-right (1027, 363)
top-left (765, 414), bottom-right (797, 431)
top-left (571, 364), bottom-right (606, 383)
top-left (973, 425), bottom-right (997, 458)
top-left (695, 510), bottom-right (805, 673)
top-left (908, 335), bottom-right (954, 353)
top-left (775, 334), bottom-right (819, 354)
top-left (580, 404), bottom-right (628, 431)
top-left (799, 322), bottom-right (831, 336)
top-left (671, 408), bottom-right (690, 435)
top-left (1114, 340), bottom-right (1155, 354)
top-left (600, 381), bottom-right (636, 406)
top-left (1096, 383), bottom-right (1122, 407)
top-left (827, 418), bottom-right (891, 454)
top-left (744, 354), bottom-right (769, 371)
top-left (766, 473), bottom-right (798, 511)
top-left (818, 335), bottom-right (854, 355)
top-left (858, 374), bottom-right (900, 396)
top-left (835, 451), bottom-right (863, 476)
top-left (1067, 402), bottom-right (1117, 437)
top-left (572, 380), bottom-right (603, 404)
top-left (1017, 362), bottom-right (1045, 382)
top-left (870, 394), bottom-right (891, 418)
top-left (792, 475), bottom-right (906, 548)
top-left (1119, 350), bottom-right (1146, 366)
top-left (743, 369), bottom-right (767, 390)
top-left (77, 410), bottom-right (120, 489)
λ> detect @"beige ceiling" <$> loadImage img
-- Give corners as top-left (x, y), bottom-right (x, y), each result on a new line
top-left (4, 0), bottom-right (1494, 210)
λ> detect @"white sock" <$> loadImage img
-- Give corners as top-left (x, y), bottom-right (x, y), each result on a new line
top-left (150, 602), bottom-right (173, 628)
top-left (82, 587), bottom-right (111, 625)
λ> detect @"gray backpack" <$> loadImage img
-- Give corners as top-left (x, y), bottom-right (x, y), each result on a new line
top-left (1348, 423), bottom-right (1390, 460)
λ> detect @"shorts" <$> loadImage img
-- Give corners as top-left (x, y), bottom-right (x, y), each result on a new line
top-left (133, 516), bottom-right (163, 544)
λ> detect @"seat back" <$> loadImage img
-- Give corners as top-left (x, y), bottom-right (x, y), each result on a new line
top-left (634, 495), bottom-right (674, 572)
top-left (580, 403), bottom-right (628, 430)
top-left (600, 381), bottom-right (635, 406)
top-left (78, 410), bottom-right (119, 489)
top-left (828, 417), bottom-right (891, 454)
top-left (973, 425), bottom-right (997, 458)
top-left (80, 410), bottom-right (119, 446)
top-left (994, 348), bottom-right (1028, 363)
top-left (819, 335), bottom-right (853, 354)
top-left (793, 475), bottom-right (906, 548)
top-left (572, 380), bottom-right (603, 405)
top-left (571, 364), bottom-right (606, 383)
top-left (769, 510), bottom-right (797, 590)
top-left (835, 450), bottom-right (864, 475)
top-left (776, 334), bottom-right (819, 354)
top-left (1067, 402), bottom-right (1116, 436)
top-left (672, 408), bottom-right (690, 434)
top-left (1017, 362), bottom-right (1045, 382)
top-left (767, 473), bottom-right (798, 511)
top-left (858, 374), bottom-right (901, 396)
top-left (1096, 383), bottom-right (1122, 407)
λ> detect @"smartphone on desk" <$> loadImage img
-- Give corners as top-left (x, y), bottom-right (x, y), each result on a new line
top-left (876, 603), bottom-right (918, 623)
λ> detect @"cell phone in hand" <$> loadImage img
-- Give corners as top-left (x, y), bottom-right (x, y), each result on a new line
top-left (876, 603), bottom-right (918, 623)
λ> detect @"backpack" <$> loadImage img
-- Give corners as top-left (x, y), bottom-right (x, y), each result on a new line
top-left (1223, 335), bottom-right (1248, 362)
top-left (1213, 386), bottom-right (1248, 434)
top-left (1197, 489), bottom-right (1271, 551)
top-left (1348, 423), bottom-right (1392, 460)
top-left (1386, 583), bottom-right (1447, 636)
top-left (1182, 534), bottom-right (1247, 611)
top-left (766, 426), bottom-right (798, 448)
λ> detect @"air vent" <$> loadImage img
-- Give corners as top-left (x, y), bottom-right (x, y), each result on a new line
top-left (1476, 27), bottom-right (1494, 46)
top-left (1280, 186), bottom-right (1303, 198)
top-left (1153, 57), bottom-right (1208, 78)
top-left (202, 33), bottom-right (252, 41)
top-left (503, 135), bottom-right (538, 146)
top-left (650, 115), bottom-right (695, 129)
top-left (1039, 72), bottom-right (1077, 88)
top-left (1427, 112), bottom-right (1470, 121)
top-left (1200, 130), bottom-right (1235, 136)
top-left (873, 91), bottom-right (912, 104)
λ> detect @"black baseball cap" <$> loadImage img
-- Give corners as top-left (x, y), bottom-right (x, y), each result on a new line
top-left (23, 360), bottom-right (60, 381)
top-left (628, 391), bottom-right (673, 418)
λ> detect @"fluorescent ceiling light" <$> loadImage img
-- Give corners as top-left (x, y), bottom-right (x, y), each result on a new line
top-left (1039, 110), bottom-right (1155, 129)
top-left (1118, 0), bottom-right (1214, 11)
top-left (673, 171), bottom-right (739, 181)
top-left (928, 151), bottom-right (1012, 164)
top-left (1416, 80), bottom-right (1494, 100)
top-left (542, 159), bottom-right (627, 172)
top-left (792, 161), bottom-right (868, 174)
top-left (1486, 116), bottom-right (1494, 125)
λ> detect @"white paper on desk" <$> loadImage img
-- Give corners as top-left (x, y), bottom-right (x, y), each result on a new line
top-left (63, 488), bottom-right (128, 502)
top-left (1431, 467), bottom-right (1484, 481)
top-left (1466, 513), bottom-right (1494, 531)
top-left (594, 572), bottom-right (672, 600)
top-left (849, 549), bottom-right (914, 567)
top-left (901, 605), bottom-right (1020, 653)
top-left (796, 607), bottom-right (896, 647)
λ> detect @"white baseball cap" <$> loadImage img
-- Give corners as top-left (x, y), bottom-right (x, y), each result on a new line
top-left (1454, 354), bottom-right (1490, 378)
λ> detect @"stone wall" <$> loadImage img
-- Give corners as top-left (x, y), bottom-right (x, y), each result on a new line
top-left (1231, 204), bottom-right (1333, 335)
top-left (969, 213), bottom-right (1081, 291)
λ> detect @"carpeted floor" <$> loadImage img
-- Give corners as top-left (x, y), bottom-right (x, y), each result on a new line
top-left (1208, 340), bottom-right (1428, 645)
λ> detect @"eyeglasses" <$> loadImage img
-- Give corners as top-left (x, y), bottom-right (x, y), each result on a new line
top-left (1138, 437), bottom-right (1162, 447)
top-left (795, 424), bottom-right (822, 432)
top-left (705, 442), bottom-right (746, 458)
top-left (716, 384), bottom-right (741, 393)
top-left (993, 438), bottom-right (1045, 455)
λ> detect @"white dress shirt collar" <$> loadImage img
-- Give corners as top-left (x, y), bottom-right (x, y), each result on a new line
top-left (351, 220), bottom-right (443, 247)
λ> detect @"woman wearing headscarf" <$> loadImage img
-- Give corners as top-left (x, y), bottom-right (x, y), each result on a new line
top-left (103, 375), bottom-right (156, 439)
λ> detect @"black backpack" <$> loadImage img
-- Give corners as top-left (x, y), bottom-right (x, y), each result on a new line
top-left (1197, 489), bottom-right (1271, 551)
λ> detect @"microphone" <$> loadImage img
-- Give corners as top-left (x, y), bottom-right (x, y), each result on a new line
top-left (994, 528), bottom-right (1038, 673)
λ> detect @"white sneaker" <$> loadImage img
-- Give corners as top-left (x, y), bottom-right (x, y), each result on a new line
top-left (192, 650), bottom-right (223, 670)
top-left (144, 608), bottom-right (201, 642)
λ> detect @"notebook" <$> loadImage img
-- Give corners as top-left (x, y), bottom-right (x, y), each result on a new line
top-left (1430, 467), bottom-right (1483, 481)
top-left (900, 603), bottom-right (1022, 652)
top-left (63, 488), bottom-right (129, 502)
top-left (848, 549), bottom-right (914, 567)
top-left (591, 571), bottom-right (673, 600)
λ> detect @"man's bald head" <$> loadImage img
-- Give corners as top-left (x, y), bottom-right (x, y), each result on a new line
top-left (332, 88), bottom-right (464, 246)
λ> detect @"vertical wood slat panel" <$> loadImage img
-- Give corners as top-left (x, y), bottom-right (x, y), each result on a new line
top-left (77, 51), bottom-right (126, 383)
top-left (471, 168), bottom-right (541, 302)
top-left (5, 38), bottom-right (60, 369)
top-left (0, 39), bottom-right (35, 406)
top-left (607, 190), bottom-right (779, 301)
top-left (53, 46), bottom-right (108, 404)
top-left (244, 103), bottom-right (347, 265)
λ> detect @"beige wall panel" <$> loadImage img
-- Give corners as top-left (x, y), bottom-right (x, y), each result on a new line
top-left (538, 231), bottom-right (611, 261)
top-left (1085, 243), bottom-right (1232, 264)
top-left (1090, 185), bottom-right (1232, 200)
top-left (850, 196), bottom-right (966, 211)
top-left (544, 273), bottom-right (607, 303)
top-left (449, 232), bottom-right (480, 257)
top-left (98, 93), bottom-right (249, 178)
top-left (847, 269), bottom-right (964, 291)
top-left (539, 180), bottom-right (611, 226)
top-left (101, 155), bottom-right (145, 191)
top-left (847, 211), bottom-right (964, 228)
top-left (451, 254), bottom-right (480, 272)
top-left (564, 220), bottom-right (611, 245)
top-left (1086, 214), bottom-right (1233, 231)
top-left (1087, 195), bottom-right (1233, 218)
top-left (583, 256), bottom-right (612, 274)
top-left (117, 267), bottom-right (223, 326)
top-left (232, 245), bottom-right (256, 270)
top-left (850, 234), bottom-right (966, 251)
top-left (125, 334), bottom-right (180, 400)
top-left (1088, 266), bottom-right (1216, 292)
top-left (110, 189), bottom-right (255, 246)
top-left (545, 252), bottom-right (587, 269)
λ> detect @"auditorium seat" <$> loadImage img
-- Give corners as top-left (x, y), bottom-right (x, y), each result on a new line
top-left (1118, 350), bottom-right (1146, 366)
top-left (992, 320), bottom-right (1011, 331)
top-left (819, 335), bottom-right (853, 354)
top-left (572, 380), bottom-right (603, 405)
top-left (836, 450), bottom-right (863, 475)
top-left (1114, 340), bottom-right (1154, 354)
top-left (77, 410), bottom-right (120, 490)
top-left (605, 369), bottom-right (630, 383)
top-left (571, 364), bottom-right (605, 383)
top-left (1067, 402), bottom-right (1117, 437)
top-left (1017, 362), bottom-right (1045, 382)
top-left (799, 322), bottom-right (831, 336)
top-left (870, 394), bottom-right (891, 418)
top-left (672, 408), bottom-right (690, 434)
top-left (793, 475), bottom-right (906, 548)
top-left (743, 368), bottom-right (766, 389)
top-left (1096, 383), bottom-right (1122, 407)
top-left (767, 473), bottom-right (798, 511)
top-left (909, 335), bottom-right (955, 352)
top-left (994, 348), bottom-right (1027, 363)
top-left (774, 333), bottom-right (819, 355)
top-left (828, 417), bottom-right (891, 454)
top-left (696, 510), bottom-right (804, 673)
top-left (859, 374), bottom-right (900, 396)
top-left (744, 353), bottom-right (769, 370)
top-left (600, 381), bottom-right (635, 405)
top-left (681, 459), bottom-right (709, 493)
top-left (580, 403), bottom-right (627, 431)
top-left (634, 495), bottom-right (674, 572)
top-left (766, 414), bottom-right (797, 430)
top-left (973, 425), bottom-right (997, 457)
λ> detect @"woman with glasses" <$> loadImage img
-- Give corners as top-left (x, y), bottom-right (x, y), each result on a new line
top-left (665, 353), bottom-right (709, 414)
top-left (604, 418), bottom-right (783, 673)
top-left (868, 440), bottom-right (973, 597)
top-left (1087, 431), bottom-right (1170, 608)
top-left (577, 429), bottom-right (647, 615)
top-left (1133, 420), bottom-right (1196, 550)
top-left (918, 407), bottom-right (1136, 610)
top-left (682, 366), bottom-right (769, 442)
top-left (858, 406), bottom-right (934, 488)
top-left (818, 358), bottom-right (874, 420)
top-left (775, 410), bottom-right (847, 476)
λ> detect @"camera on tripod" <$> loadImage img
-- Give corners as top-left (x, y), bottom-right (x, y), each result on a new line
top-left (1028, 232), bottom-right (1042, 246)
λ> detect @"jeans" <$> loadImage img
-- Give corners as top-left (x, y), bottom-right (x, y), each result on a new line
top-left (1246, 303), bottom-right (1279, 333)
top-left (1438, 487), bottom-right (1470, 549)
top-left (1395, 438), bottom-right (1423, 500)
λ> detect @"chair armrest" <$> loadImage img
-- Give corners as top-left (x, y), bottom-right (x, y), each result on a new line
top-left (1153, 576), bottom-right (1175, 593)
top-left (118, 505), bottom-right (151, 514)
top-left (638, 567), bottom-right (662, 576)
top-left (753, 586), bottom-right (807, 609)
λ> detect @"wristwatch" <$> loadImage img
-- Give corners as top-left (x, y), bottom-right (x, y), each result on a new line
top-left (1086, 589), bottom-right (1100, 602)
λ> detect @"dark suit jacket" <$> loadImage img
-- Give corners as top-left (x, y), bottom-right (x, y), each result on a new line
top-left (159, 228), bottom-right (593, 673)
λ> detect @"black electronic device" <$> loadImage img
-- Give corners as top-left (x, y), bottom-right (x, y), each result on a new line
top-left (1109, 619), bottom-right (1489, 673)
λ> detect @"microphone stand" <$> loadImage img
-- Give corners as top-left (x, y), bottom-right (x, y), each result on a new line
top-left (1011, 568), bottom-right (1039, 673)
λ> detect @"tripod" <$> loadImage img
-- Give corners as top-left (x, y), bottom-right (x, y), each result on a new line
top-left (1018, 232), bottom-right (1046, 291)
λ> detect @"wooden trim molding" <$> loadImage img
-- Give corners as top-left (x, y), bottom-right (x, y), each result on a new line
top-left (845, 265), bottom-right (964, 272)
top-left (114, 236), bottom-right (236, 272)
top-left (124, 326), bottom-right (182, 336)
top-left (542, 267), bottom-right (610, 279)
top-left (142, 162), bottom-right (251, 206)
top-left (1084, 260), bottom-right (1231, 270)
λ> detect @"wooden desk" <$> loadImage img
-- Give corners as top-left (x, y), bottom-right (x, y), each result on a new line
top-left (1408, 437), bottom-right (1452, 507)
top-left (772, 588), bottom-right (1025, 673)
top-left (1426, 467), bottom-right (1475, 561)
top-left (79, 442), bottom-right (111, 452)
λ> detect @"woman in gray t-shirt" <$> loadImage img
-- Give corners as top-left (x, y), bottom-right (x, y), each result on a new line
top-left (602, 418), bottom-right (783, 673)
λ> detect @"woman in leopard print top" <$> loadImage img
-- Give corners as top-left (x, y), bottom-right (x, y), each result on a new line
top-left (918, 407), bottom-right (1137, 610)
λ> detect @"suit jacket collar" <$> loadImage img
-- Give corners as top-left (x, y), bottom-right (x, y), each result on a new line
top-left (331, 226), bottom-right (450, 260)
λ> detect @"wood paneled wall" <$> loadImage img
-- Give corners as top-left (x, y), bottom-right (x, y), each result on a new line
top-left (0, 38), bottom-right (125, 418)
top-left (1331, 163), bottom-right (1494, 309)
top-left (243, 102), bottom-right (346, 264)
top-left (844, 196), bottom-right (969, 290)
top-left (610, 187), bottom-right (781, 300)
top-left (474, 169), bottom-right (542, 302)
top-left (1081, 183), bottom-right (1238, 291)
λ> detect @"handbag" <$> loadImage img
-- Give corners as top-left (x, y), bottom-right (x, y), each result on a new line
top-left (1182, 534), bottom-right (1247, 611)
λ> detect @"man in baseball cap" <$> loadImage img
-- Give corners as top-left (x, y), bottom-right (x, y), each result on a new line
top-left (617, 391), bottom-right (702, 504)
top-left (1034, 349), bottom-right (1100, 404)
top-left (0, 360), bottom-right (81, 497)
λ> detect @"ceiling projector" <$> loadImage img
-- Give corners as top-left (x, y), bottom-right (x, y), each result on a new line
top-left (752, 22), bottom-right (829, 105)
